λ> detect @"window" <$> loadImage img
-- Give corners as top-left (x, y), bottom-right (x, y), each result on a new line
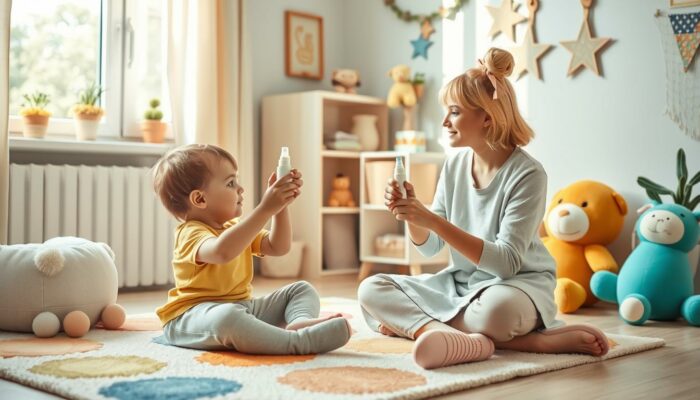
top-left (8, 0), bottom-right (170, 140)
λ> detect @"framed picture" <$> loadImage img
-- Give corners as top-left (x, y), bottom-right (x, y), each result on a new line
top-left (285, 11), bottom-right (324, 80)
top-left (670, 0), bottom-right (700, 7)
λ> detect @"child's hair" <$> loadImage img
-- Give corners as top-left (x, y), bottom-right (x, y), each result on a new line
top-left (152, 144), bottom-right (237, 220)
top-left (439, 47), bottom-right (534, 149)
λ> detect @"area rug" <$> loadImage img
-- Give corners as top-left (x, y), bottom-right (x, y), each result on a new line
top-left (0, 297), bottom-right (665, 400)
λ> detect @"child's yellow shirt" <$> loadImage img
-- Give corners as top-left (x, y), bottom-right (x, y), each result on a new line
top-left (156, 219), bottom-right (269, 325)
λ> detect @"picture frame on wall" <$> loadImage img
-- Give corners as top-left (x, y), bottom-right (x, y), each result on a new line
top-left (285, 11), bottom-right (324, 80)
top-left (670, 0), bottom-right (700, 7)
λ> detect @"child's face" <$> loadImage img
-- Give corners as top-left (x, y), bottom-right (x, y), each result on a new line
top-left (202, 157), bottom-right (244, 224)
top-left (442, 101), bottom-right (489, 148)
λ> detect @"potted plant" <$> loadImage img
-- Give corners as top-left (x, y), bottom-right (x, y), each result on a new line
top-left (412, 72), bottom-right (426, 99)
top-left (140, 98), bottom-right (166, 143)
top-left (20, 92), bottom-right (51, 138)
top-left (72, 83), bottom-right (104, 140)
top-left (637, 148), bottom-right (700, 283)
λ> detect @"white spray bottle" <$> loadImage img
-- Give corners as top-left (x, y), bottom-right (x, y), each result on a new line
top-left (276, 147), bottom-right (292, 181)
top-left (394, 156), bottom-right (407, 199)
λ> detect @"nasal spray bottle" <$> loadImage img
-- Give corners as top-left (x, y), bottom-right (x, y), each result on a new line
top-left (394, 156), bottom-right (407, 199)
top-left (276, 147), bottom-right (292, 180)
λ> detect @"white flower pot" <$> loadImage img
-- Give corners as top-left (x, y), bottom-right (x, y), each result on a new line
top-left (22, 115), bottom-right (49, 138)
top-left (351, 114), bottom-right (379, 151)
top-left (260, 241), bottom-right (305, 278)
top-left (74, 116), bottom-right (101, 140)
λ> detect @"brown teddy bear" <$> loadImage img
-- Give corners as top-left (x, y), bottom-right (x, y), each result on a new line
top-left (328, 174), bottom-right (356, 207)
top-left (331, 69), bottom-right (361, 94)
top-left (541, 180), bottom-right (627, 313)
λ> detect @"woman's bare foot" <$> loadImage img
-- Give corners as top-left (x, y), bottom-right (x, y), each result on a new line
top-left (286, 313), bottom-right (342, 331)
top-left (495, 324), bottom-right (608, 357)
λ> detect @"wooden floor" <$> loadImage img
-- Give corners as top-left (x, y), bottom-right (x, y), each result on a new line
top-left (2, 275), bottom-right (698, 399)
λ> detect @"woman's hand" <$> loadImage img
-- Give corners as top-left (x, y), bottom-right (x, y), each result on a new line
top-left (385, 180), bottom-right (435, 229)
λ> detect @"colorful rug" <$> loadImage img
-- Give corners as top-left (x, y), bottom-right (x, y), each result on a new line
top-left (0, 297), bottom-right (665, 400)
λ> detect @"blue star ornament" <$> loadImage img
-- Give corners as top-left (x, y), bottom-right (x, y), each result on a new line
top-left (411, 35), bottom-right (433, 59)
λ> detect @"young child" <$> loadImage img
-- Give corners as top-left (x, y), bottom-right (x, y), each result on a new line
top-left (358, 48), bottom-right (609, 369)
top-left (153, 144), bottom-right (351, 354)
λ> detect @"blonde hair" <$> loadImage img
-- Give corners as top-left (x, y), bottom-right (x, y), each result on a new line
top-left (439, 47), bottom-right (534, 149)
top-left (152, 144), bottom-right (237, 220)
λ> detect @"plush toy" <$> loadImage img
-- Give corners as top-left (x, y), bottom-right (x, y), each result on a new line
top-left (0, 237), bottom-right (126, 338)
top-left (386, 64), bottom-right (417, 109)
top-left (328, 173), bottom-right (356, 207)
top-left (591, 202), bottom-right (700, 326)
top-left (331, 69), bottom-right (361, 94)
top-left (541, 180), bottom-right (628, 313)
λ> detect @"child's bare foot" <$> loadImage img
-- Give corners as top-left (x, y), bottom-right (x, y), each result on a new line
top-left (286, 313), bottom-right (342, 331)
top-left (378, 324), bottom-right (398, 337)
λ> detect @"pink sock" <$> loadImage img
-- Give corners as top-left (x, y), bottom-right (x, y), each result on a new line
top-left (413, 330), bottom-right (494, 369)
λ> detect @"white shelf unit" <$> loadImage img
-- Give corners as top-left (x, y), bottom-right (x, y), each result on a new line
top-left (261, 90), bottom-right (389, 279)
top-left (359, 151), bottom-right (450, 279)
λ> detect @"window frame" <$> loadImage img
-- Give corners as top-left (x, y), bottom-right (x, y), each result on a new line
top-left (8, 0), bottom-right (170, 141)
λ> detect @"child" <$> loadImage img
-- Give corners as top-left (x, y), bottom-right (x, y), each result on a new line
top-left (358, 48), bottom-right (609, 369)
top-left (153, 144), bottom-right (351, 354)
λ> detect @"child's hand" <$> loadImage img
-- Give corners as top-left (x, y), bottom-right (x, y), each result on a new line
top-left (260, 170), bottom-right (303, 215)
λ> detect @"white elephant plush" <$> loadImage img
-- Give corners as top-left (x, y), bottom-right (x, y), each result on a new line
top-left (0, 237), bottom-right (125, 337)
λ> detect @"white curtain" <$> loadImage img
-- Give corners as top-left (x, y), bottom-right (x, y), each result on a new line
top-left (166, 0), bottom-right (255, 212)
top-left (0, 0), bottom-right (11, 244)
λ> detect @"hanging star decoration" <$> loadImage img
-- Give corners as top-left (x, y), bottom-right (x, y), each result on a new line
top-left (511, 0), bottom-right (552, 80)
top-left (486, 0), bottom-right (527, 42)
top-left (560, 0), bottom-right (611, 77)
top-left (383, 0), bottom-right (465, 60)
top-left (411, 35), bottom-right (434, 59)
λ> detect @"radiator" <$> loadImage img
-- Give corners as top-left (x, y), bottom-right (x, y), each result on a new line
top-left (7, 163), bottom-right (176, 288)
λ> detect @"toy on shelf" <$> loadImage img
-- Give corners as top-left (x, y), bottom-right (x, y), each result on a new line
top-left (0, 237), bottom-right (126, 338)
top-left (540, 180), bottom-right (627, 314)
top-left (386, 64), bottom-right (425, 131)
top-left (331, 69), bottom-right (361, 94)
top-left (328, 173), bottom-right (356, 207)
top-left (591, 202), bottom-right (700, 326)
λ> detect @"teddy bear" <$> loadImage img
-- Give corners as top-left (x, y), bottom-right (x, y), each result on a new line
top-left (331, 69), bottom-right (361, 94)
top-left (0, 236), bottom-right (126, 338)
top-left (328, 174), bottom-right (356, 207)
top-left (591, 202), bottom-right (700, 326)
top-left (541, 180), bottom-right (628, 313)
top-left (386, 64), bottom-right (417, 109)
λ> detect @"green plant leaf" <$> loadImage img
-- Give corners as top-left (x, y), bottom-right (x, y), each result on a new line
top-left (646, 189), bottom-right (662, 204)
top-left (683, 185), bottom-right (692, 206)
top-left (689, 194), bottom-right (700, 211)
top-left (677, 148), bottom-right (688, 183)
top-left (637, 177), bottom-right (674, 195)
top-left (689, 170), bottom-right (700, 186)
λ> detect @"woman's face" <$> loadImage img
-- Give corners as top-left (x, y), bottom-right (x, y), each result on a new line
top-left (441, 100), bottom-right (490, 148)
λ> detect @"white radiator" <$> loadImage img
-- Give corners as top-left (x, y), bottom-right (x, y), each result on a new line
top-left (7, 163), bottom-right (176, 288)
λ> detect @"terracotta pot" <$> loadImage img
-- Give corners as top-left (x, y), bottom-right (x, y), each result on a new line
top-left (413, 83), bottom-right (425, 99)
top-left (73, 113), bottom-right (102, 141)
top-left (140, 120), bottom-right (166, 143)
top-left (22, 115), bottom-right (49, 138)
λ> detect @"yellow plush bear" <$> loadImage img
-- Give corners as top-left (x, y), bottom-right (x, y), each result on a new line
top-left (328, 174), bottom-right (356, 207)
top-left (541, 180), bottom-right (627, 313)
top-left (386, 64), bottom-right (417, 109)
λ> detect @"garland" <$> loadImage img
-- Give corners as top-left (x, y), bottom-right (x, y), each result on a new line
top-left (383, 0), bottom-right (465, 22)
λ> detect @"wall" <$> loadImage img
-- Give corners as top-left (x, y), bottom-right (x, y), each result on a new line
top-left (247, 0), bottom-right (700, 266)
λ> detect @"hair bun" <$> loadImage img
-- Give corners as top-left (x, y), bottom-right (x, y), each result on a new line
top-left (483, 48), bottom-right (514, 79)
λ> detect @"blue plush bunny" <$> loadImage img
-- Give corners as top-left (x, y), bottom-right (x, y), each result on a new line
top-left (590, 202), bottom-right (700, 326)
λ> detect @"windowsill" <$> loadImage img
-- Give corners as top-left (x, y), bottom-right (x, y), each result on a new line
top-left (9, 135), bottom-right (175, 156)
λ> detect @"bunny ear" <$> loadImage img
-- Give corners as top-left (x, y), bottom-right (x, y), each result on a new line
top-left (637, 204), bottom-right (653, 215)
